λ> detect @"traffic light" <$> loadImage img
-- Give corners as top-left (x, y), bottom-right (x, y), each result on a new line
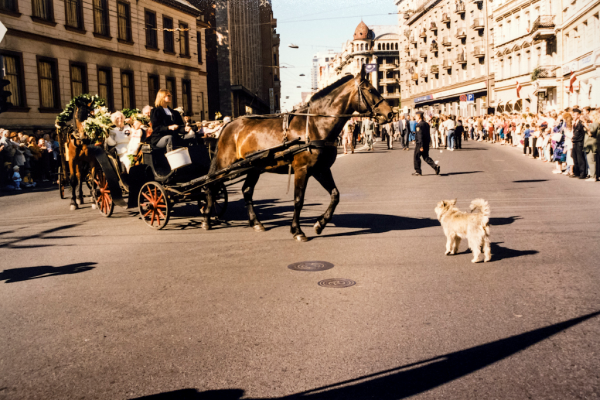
top-left (0, 78), bottom-right (12, 114)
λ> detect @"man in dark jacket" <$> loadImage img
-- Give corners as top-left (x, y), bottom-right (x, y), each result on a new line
top-left (401, 114), bottom-right (410, 150)
top-left (413, 111), bottom-right (440, 176)
top-left (571, 108), bottom-right (587, 179)
top-left (455, 119), bottom-right (464, 149)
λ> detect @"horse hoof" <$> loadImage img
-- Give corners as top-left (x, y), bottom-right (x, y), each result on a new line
top-left (314, 221), bottom-right (324, 235)
top-left (91, 203), bottom-right (97, 210)
top-left (294, 234), bottom-right (308, 242)
top-left (253, 224), bottom-right (265, 232)
top-left (70, 205), bottom-right (78, 211)
top-left (201, 222), bottom-right (211, 230)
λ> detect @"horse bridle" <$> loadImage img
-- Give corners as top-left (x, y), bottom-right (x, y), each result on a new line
top-left (355, 79), bottom-right (387, 118)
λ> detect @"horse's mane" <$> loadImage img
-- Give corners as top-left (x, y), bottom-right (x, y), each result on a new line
top-left (308, 75), bottom-right (354, 104)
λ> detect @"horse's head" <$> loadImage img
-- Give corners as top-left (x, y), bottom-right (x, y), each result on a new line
top-left (74, 101), bottom-right (93, 135)
top-left (354, 65), bottom-right (394, 124)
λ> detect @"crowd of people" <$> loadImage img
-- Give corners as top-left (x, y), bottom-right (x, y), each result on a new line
top-left (339, 106), bottom-right (600, 182)
top-left (0, 92), bottom-right (231, 194)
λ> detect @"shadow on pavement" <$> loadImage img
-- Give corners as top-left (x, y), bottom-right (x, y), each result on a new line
top-left (319, 213), bottom-right (439, 238)
top-left (491, 242), bottom-right (538, 261)
top-left (0, 224), bottom-right (81, 249)
top-left (0, 262), bottom-right (96, 283)
top-left (440, 171), bottom-right (483, 177)
top-left (489, 216), bottom-right (522, 226)
top-left (131, 311), bottom-right (600, 400)
top-left (513, 179), bottom-right (549, 183)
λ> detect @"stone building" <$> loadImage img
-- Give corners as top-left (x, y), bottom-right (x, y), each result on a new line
top-left (208, 0), bottom-right (280, 118)
top-left (0, 0), bottom-right (210, 131)
top-left (317, 22), bottom-right (401, 109)
top-left (396, 0), bottom-right (494, 116)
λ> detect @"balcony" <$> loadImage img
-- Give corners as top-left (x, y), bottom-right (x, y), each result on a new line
top-left (419, 49), bottom-right (428, 58)
top-left (272, 33), bottom-right (280, 47)
top-left (442, 36), bottom-right (452, 46)
top-left (442, 59), bottom-right (452, 69)
top-left (471, 0), bottom-right (483, 3)
top-left (430, 64), bottom-right (439, 74)
top-left (407, 55), bottom-right (418, 63)
top-left (455, 27), bottom-right (466, 38)
top-left (382, 92), bottom-right (401, 99)
top-left (419, 67), bottom-right (428, 76)
top-left (404, 45), bottom-right (410, 53)
top-left (419, 29), bottom-right (427, 38)
top-left (404, 28), bottom-right (411, 38)
top-left (411, 73), bottom-right (419, 81)
top-left (456, 53), bottom-right (467, 64)
top-left (430, 22), bottom-right (437, 31)
top-left (441, 13), bottom-right (450, 23)
top-left (455, 2), bottom-right (465, 13)
top-left (380, 77), bottom-right (398, 85)
top-left (471, 18), bottom-right (485, 30)
top-left (533, 65), bottom-right (557, 79)
top-left (430, 42), bottom-right (439, 52)
top-left (380, 63), bottom-right (398, 70)
top-left (408, 66), bottom-right (415, 74)
top-left (403, 11), bottom-right (413, 19)
top-left (409, 36), bottom-right (418, 44)
top-left (531, 16), bottom-right (555, 40)
top-left (473, 45), bottom-right (485, 57)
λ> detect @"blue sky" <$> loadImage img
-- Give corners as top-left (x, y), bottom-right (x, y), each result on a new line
top-left (272, 0), bottom-right (399, 111)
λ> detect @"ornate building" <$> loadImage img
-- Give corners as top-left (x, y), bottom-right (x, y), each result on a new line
top-left (317, 22), bottom-right (401, 109)
top-left (396, 0), bottom-right (494, 116)
top-left (0, 0), bottom-right (210, 131)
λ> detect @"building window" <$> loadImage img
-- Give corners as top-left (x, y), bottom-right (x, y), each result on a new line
top-left (148, 74), bottom-right (159, 105)
top-left (70, 62), bottom-right (88, 97)
top-left (32, 0), bottom-right (54, 21)
top-left (121, 71), bottom-right (135, 109)
top-left (163, 16), bottom-right (174, 53)
top-left (395, 43), bottom-right (398, 50)
top-left (37, 57), bottom-right (60, 110)
top-left (378, 43), bottom-right (381, 50)
top-left (93, 0), bottom-right (110, 37)
top-left (197, 31), bottom-right (203, 63)
top-left (117, 1), bottom-right (132, 42)
top-left (0, 52), bottom-right (26, 108)
top-left (165, 77), bottom-right (176, 108)
top-left (200, 92), bottom-right (204, 120)
top-left (181, 79), bottom-right (192, 114)
top-left (97, 67), bottom-right (113, 110)
top-left (179, 22), bottom-right (189, 56)
top-left (145, 10), bottom-right (158, 49)
top-left (0, 0), bottom-right (19, 13)
top-left (65, 0), bottom-right (83, 30)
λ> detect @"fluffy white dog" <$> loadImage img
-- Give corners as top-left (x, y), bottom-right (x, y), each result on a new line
top-left (434, 198), bottom-right (491, 263)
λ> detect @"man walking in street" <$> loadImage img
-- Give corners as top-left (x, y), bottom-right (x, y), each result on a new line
top-left (413, 111), bottom-right (441, 176)
top-left (572, 108), bottom-right (588, 179)
top-left (401, 114), bottom-right (410, 150)
top-left (352, 118), bottom-right (362, 150)
top-left (362, 117), bottom-right (375, 151)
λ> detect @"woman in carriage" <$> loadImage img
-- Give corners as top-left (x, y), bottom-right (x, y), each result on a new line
top-left (150, 89), bottom-right (186, 152)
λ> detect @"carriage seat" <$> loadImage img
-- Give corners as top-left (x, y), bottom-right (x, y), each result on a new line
top-left (141, 144), bottom-right (173, 181)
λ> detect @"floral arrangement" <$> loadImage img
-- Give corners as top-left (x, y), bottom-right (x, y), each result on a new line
top-left (215, 111), bottom-right (222, 120)
top-left (82, 107), bottom-right (114, 142)
top-left (131, 113), bottom-right (150, 126)
top-left (122, 108), bottom-right (141, 119)
top-left (174, 107), bottom-right (185, 116)
top-left (56, 94), bottom-right (106, 123)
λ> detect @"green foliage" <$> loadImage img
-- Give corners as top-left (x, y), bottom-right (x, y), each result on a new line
top-left (122, 108), bottom-right (141, 118)
top-left (531, 66), bottom-right (543, 82)
top-left (56, 94), bottom-right (106, 123)
top-left (82, 108), bottom-right (113, 142)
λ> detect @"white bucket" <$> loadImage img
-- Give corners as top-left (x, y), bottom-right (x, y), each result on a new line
top-left (165, 147), bottom-right (192, 170)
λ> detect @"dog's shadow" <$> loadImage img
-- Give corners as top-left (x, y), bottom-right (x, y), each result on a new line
top-left (457, 241), bottom-right (538, 262)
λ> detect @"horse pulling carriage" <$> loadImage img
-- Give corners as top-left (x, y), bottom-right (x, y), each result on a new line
top-left (57, 66), bottom-right (394, 239)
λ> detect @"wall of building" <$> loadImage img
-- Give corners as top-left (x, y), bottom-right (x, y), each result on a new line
top-left (0, 0), bottom-right (209, 129)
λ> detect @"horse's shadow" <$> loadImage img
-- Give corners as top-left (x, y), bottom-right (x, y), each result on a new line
top-left (0, 262), bottom-right (97, 283)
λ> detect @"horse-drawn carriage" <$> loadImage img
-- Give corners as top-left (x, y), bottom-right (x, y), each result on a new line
top-left (57, 66), bottom-right (394, 239)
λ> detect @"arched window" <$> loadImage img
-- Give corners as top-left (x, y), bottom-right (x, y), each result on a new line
top-left (395, 43), bottom-right (398, 50)
top-left (360, 44), bottom-right (364, 50)
top-left (387, 43), bottom-right (390, 50)
top-left (366, 43), bottom-right (369, 50)
top-left (378, 43), bottom-right (381, 50)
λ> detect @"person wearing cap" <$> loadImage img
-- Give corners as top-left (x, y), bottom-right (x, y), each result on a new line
top-left (413, 111), bottom-right (440, 176)
top-left (571, 108), bottom-right (587, 179)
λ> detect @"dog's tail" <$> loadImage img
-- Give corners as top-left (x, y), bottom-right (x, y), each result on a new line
top-left (470, 198), bottom-right (490, 225)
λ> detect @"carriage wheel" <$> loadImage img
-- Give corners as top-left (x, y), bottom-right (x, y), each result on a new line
top-left (58, 167), bottom-right (66, 199)
top-left (139, 181), bottom-right (170, 230)
top-left (199, 182), bottom-right (228, 220)
top-left (94, 170), bottom-right (114, 217)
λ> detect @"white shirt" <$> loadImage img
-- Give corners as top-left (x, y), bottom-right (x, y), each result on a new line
top-left (163, 107), bottom-right (172, 116)
top-left (443, 119), bottom-right (456, 130)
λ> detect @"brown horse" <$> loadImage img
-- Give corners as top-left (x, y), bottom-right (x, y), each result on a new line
top-left (206, 66), bottom-right (394, 241)
top-left (57, 103), bottom-right (98, 211)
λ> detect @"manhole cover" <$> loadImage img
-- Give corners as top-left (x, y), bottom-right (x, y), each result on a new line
top-left (318, 278), bottom-right (356, 288)
top-left (288, 261), bottom-right (334, 272)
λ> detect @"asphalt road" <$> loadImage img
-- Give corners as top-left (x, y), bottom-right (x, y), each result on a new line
top-left (1, 138), bottom-right (600, 400)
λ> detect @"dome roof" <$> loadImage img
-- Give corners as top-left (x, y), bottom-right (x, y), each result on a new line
top-left (353, 21), bottom-right (369, 40)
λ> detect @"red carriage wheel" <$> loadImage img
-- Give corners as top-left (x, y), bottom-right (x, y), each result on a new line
top-left (93, 170), bottom-right (114, 217)
top-left (138, 181), bottom-right (170, 230)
